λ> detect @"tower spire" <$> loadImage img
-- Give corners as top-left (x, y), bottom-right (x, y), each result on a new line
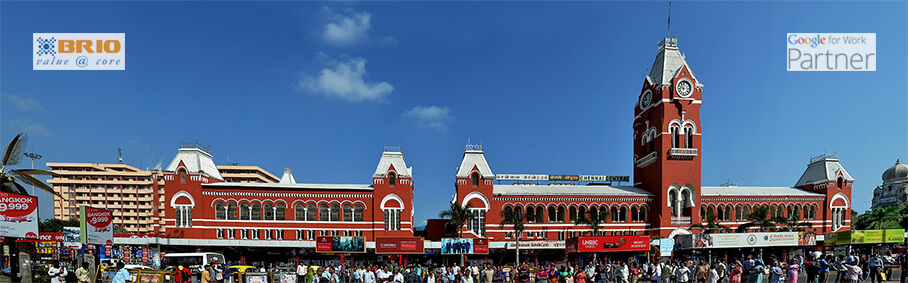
top-left (666, 1), bottom-right (671, 38)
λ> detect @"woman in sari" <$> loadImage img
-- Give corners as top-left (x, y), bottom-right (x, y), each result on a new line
top-left (729, 261), bottom-right (743, 283)
top-left (748, 262), bottom-right (764, 283)
top-left (786, 260), bottom-right (800, 283)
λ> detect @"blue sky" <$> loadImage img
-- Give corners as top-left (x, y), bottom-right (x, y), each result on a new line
top-left (2, 1), bottom-right (906, 225)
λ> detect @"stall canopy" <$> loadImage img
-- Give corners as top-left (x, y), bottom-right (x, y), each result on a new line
top-left (566, 236), bottom-right (650, 253)
top-left (676, 232), bottom-right (816, 250)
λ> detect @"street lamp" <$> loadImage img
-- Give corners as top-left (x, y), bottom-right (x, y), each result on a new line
top-left (23, 152), bottom-right (42, 195)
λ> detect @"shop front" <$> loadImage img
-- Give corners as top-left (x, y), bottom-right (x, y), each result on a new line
top-left (676, 232), bottom-right (817, 264)
top-left (566, 235), bottom-right (651, 265)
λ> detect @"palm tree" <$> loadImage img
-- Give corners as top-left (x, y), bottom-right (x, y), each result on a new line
top-left (689, 210), bottom-right (731, 234)
top-left (574, 207), bottom-right (611, 236)
top-left (853, 204), bottom-right (902, 230)
top-left (0, 133), bottom-right (60, 197)
top-left (736, 206), bottom-right (786, 233)
top-left (775, 214), bottom-right (813, 232)
top-left (438, 202), bottom-right (475, 237)
top-left (499, 208), bottom-right (527, 265)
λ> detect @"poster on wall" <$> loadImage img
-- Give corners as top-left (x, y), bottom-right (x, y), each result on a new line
top-left (80, 206), bottom-right (113, 245)
top-left (441, 238), bottom-right (489, 254)
top-left (63, 226), bottom-right (82, 248)
top-left (679, 232), bottom-right (801, 249)
top-left (316, 236), bottom-right (365, 253)
top-left (566, 236), bottom-right (650, 253)
top-left (0, 191), bottom-right (39, 239)
top-left (376, 237), bottom-right (425, 254)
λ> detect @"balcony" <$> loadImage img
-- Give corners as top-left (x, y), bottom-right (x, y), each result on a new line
top-left (668, 148), bottom-right (698, 160)
top-left (671, 216), bottom-right (691, 225)
top-left (636, 152), bottom-right (658, 168)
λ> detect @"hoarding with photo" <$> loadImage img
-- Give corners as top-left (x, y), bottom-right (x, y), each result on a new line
top-left (0, 191), bottom-right (39, 239)
top-left (375, 237), bottom-right (425, 254)
top-left (316, 236), bottom-right (365, 253)
top-left (441, 238), bottom-right (489, 254)
top-left (566, 236), bottom-right (650, 253)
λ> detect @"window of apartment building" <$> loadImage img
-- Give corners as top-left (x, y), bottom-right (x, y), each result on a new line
top-left (383, 209), bottom-right (401, 231)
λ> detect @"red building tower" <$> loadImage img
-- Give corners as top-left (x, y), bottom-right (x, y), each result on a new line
top-left (633, 37), bottom-right (704, 237)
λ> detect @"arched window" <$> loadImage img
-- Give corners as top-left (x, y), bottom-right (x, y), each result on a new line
top-left (619, 207), bottom-right (628, 222)
top-left (330, 204), bottom-right (340, 222)
top-left (557, 206), bottom-right (565, 223)
top-left (535, 206), bottom-right (544, 223)
top-left (306, 203), bottom-right (317, 221)
top-left (240, 203), bottom-right (250, 220)
top-left (631, 207), bottom-right (639, 222)
top-left (610, 207), bottom-right (619, 222)
top-left (354, 204), bottom-right (364, 222)
top-left (472, 173), bottom-right (480, 186)
top-left (569, 206), bottom-right (577, 222)
top-left (252, 203), bottom-right (263, 220)
top-left (343, 204), bottom-right (353, 222)
top-left (837, 177), bottom-right (844, 189)
top-left (670, 125), bottom-right (680, 148)
top-left (684, 125), bottom-right (694, 148)
top-left (514, 206), bottom-right (524, 221)
top-left (669, 191), bottom-right (678, 216)
top-left (639, 206), bottom-right (647, 222)
top-left (578, 206), bottom-right (586, 221)
top-left (295, 203), bottom-right (305, 221)
top-left (548, 206), bottom-right (557, 222)
top-left (700, 205), bottom-right (707, 219)
top-left (715, 205), bottom-right (724, 220)
top-left (793, 205), bottom-right (800, 219)
top-left (227, 202), bottom-right (237, 220)
top-left (389, 172), bottom-right (396, 186)
top-left (275, 203), bottom-right (285, 220)
top-left (725, 206), bottom-right (733, 221)
top-left (742, 206), bottom-right (750, 219)
top-left (526, 206), bottom-right (535, 223)
top-left (318, 203), bottom-right (329, 221)
top-left (504, 206), bottom-right (513, 217)
top-left (179, 170), bottom-right (187, 183)
top-left (215, 202), bottom-right (226, 220)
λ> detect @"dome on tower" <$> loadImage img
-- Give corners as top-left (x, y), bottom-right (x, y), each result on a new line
top-left (882, 159), bottom-right (908, 182)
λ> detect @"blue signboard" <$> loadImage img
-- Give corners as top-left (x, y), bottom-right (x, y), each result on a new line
top-left (659, 238), bottom-right (674, 257)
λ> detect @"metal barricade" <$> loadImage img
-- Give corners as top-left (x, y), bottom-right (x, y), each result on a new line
top-left (245, 272), bottom-right (270, 283)
top-left (95, 266), bottom-right (174, 283)
top-left (272, 272), bottom-right (298, 283)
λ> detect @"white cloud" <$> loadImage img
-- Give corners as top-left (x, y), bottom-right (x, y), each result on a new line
top-left (403, 106), bottom-right (454, 131)
top-left (2, 93), bottom-right (48, 113)
top-left (298, 54), bottom-right (394, 103)
top-left (321, 7), bottom-right (397, 47)
top-left (4, 119), bottom-right (54, 136)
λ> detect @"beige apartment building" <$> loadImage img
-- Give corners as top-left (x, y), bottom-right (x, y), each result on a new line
top-left (48, 163), bottom-right (278, 234)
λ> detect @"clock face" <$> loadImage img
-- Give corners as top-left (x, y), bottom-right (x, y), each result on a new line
top-left (676, 80), bottom-right (693, 97)
top-left (640, 91), bottom-right (652, 108)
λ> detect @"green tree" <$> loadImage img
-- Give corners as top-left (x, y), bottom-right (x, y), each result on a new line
top-left (113, 224), bottom-right (129, 234)
top-left (574, 207), bottom-right (611, 236)
top-left (689, 210), bottom-right (731, 234)
top-left (38, 218), bottom-right (80, 232)
top-left (853, 204), bottom-right (904, 230)
top-left (736, 206), bottom-right (786, 232)
top-left (438, 202), bottom-right (475, 237)
top-left (0, 133), bottom-right (60, 197)
top-left (499, 208), bottom-right (527, 265)
top-left (775, 214), bottom-right (813, 232)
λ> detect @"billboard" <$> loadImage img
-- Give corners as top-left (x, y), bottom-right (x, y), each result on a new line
top-left (80, 206), bottom-right (113, 245)
top-left (678, 232), bottom-right (806, 249)
top-left (441, 238), bottom-right (489, 254)
top-left (824, 229), bottom-right (905, 246)
top-left (0, 191), bottom-right (39, 239)
top-left (566, 236), bottom-right (650, 253)
top-left (659, 238), bottom-right (674, 257)
top-left (63, 226), bottom-right (81, 248)
top-left (316, 236), bottom-right (365, 253)
top-left (375, 237), bottom-right (425, 254)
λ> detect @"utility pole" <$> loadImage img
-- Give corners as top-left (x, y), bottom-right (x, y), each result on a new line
top-left (23, 152), bottom-right (43, 195)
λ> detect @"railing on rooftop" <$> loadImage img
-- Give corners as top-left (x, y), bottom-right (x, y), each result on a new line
top-left (636, 152), bottom-right (658, 168)
top-left (671, 216), bottom-right (691, 225)
top-left (668, 148), bottom-right (698, 160)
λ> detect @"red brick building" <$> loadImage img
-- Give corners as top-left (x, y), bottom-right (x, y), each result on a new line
top-left (162, 146), bottom-right (415, 247)
top-left (452, 37), bottom-right (852, 244)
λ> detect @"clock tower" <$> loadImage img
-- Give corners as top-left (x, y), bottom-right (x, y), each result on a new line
top-left (632, 37), bottom-right (704, 237)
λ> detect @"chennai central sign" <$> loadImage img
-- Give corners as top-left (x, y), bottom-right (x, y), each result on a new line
top-left (496, 174), bottom-right (629, 182)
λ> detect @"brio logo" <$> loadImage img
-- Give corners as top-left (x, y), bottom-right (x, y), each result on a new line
top-left (59, 40), bottom-right (122, 54)
top-left (33, 33), bottom-right (126, 70)
top-left (787, 34), bottom-right (826, 48)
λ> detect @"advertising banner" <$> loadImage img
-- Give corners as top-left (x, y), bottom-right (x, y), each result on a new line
top-left (824, 232), bottom-right (837, 246)
top-left (884, 229), bottom-right (905, 243)
top-left (835, 231), bottom-right (852, 245)
top-left (441, 238), bottom-right (489, 254)
top-left (40, 232), bottom-right (65, 242)
top-left (63, 226), bottom-right (82, 248)
top-left (566, 236), bottom-right (650, 253)
top-left (375, 237), bottom-right (425, 254)
top-left (316, 236), bottom-right (365, 253)
top-left (496, 174), bottom-right (549, 181)
top-left (0, 191), bottom-right (39, 239)
top-left (679, 232), bottom-right (803, 249)
top-left (506, 241), bottom-right (565, 250)
top-left (80, 206), bottom-right (113, 245)
top-left (659, 238), bottom-right (674, 257)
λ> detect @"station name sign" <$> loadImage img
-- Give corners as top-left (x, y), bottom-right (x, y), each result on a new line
top-left (496, 174), bottom-right (629, 182)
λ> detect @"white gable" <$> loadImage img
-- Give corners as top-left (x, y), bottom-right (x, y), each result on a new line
top-left (373, 151), bottom-right (412, 178)
top-left (456, 150), bottom-right (494, 179)
top-left (165, 148), bottom-right (224, 181)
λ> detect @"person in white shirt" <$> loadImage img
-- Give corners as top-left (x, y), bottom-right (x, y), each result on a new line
top-left (707, 266), bottom-right (719, 283)
top-left (48, 262), bottom-right (68, 283)
top-left (299, 264), bottom-right (309, 283)
top-left (463, 271), bottom-right (475, 283)
top-left (651, 262), bottom-right (662, 283)
top-left (676, 261), bottom-right (692, 283)
top-left (394, 269), bottom-right (405, 283)
top-left (380, 267), bottom-right (393, 283)
top-left (365, 267), bottom-right (377, 283)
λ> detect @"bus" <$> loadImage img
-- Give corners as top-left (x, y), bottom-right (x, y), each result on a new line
top-left (162, 252), bottom-right (227, 274)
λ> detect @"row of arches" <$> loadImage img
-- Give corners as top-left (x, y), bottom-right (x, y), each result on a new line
top-left (502, 203), bottom-right (649, 224)
top-left (700, 203), bottom-right (819, 222)
top-left (212, 200), bottom-right (366, 222)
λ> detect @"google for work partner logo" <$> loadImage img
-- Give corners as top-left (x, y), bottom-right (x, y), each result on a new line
top-left (33, 33), bottom-right (125, 70)
top-left (787, 33), bottom-right (875, 71)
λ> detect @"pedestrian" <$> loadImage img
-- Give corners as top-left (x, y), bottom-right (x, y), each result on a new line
top-left (843, 261), bottom-right (861, 283)
top-left (869, 254), bottom-right (884, 283)
top-left (708, 265), bottom-right (719, 283)
top-left (76, 262), bottom-right (91, 283)
top-left (48, 261), bottom-right (68, 283)
top-left (662, 261), bottom-right (674, 283)
top-left (743, 256), bottom-right (755, 283)
top-left (806, 259), bottom-right (819, 283)
top-left (730, 261), bottom-right (742, 283)
top-left (697, 261), bottom-right (710, 283)
top-left (820, 255), bottom-right (831, 283)
top-left (676, 261), bottom-right (692, 283)
top-left (747, 261), bottom-right (763, 283)
top-left (787, 260), bottom-right (800, 283)
top-left (769, 262), bottom-right (782, 283)
top-left (202, 264), bottom-right (212, 283)
top-left (112, 262), bottom-right (130, 283)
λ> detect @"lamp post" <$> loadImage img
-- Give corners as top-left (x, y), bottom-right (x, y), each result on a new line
top-left (23, 152), bottom-right (42, 195)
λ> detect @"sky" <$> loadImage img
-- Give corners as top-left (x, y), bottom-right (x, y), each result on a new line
top-left (1, 1), bottom-right (906, 226)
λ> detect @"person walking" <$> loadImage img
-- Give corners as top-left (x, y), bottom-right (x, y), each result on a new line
top-left (786, 260), bottom-right (800, 283)
top-left (843, 261), bottom-right (861, 283)
top-left (747, 261), bottom-right (763, 283)
top-left (76, 262), bottom-right (91, 283)
top-left (201, 264), bottom-right (212, 283)
top-left (869, 254), bottom-right (884, 283)
top-left (676, 261), bottom-right (692, 283)
top-left (769, 262), bottom-right (782, 283)
top-left (820, 256), bottom-right (831, 283)
top-left (708, 265), bottom-right (719, 283)
top-left (48, 261), bottom-right (68, 283)
top-left (729, 261), bottom-right (743, 283)
top-left (697, 261), bottom-right (710, 283)
top-left (112, 262), bottom-right (130, 283)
